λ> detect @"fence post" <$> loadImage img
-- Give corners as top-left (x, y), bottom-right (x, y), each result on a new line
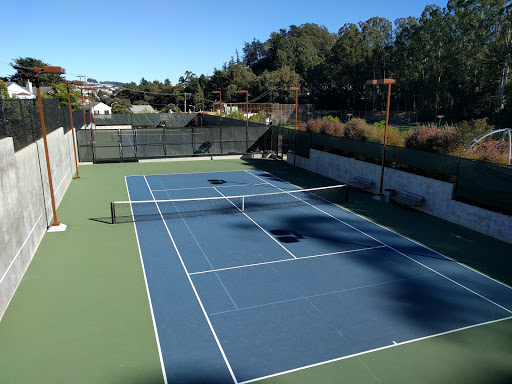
top-left (452, 156), bottom-right (461, 200)
top-left (0, 92), bottom-right (7, 137)
top-left (19, 99), bottom-right (28, 145)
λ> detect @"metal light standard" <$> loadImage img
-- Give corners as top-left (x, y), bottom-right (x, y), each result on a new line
top-left (239, 90), bottom-right (249, 151)
top-left (238, 90), bottom-right (249, 128)
top-left (34, 66), bottom-right (66, 230)
top-left (66, 80), bottom-right (83, 179)
top-left (84, 87), bottom-right (98, 130)
top-left (284, 86), bottom-right (299, 166)
top-left (197, 92), bottom-right (204, 127)
top-left (365, 78), bottom-right (396, 199)
top-left (213, 91), bottom-right (222, 152)
top-left (78, 85), bottom-right (88, 134)
top-left (212, 91), bottom-right (222, 126)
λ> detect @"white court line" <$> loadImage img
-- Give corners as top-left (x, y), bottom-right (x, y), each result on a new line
top-left (246, 170), bottom-right (512, 314)
top-left (212, 187), bottom-right (297, 259)
top-left (189, 245), bottom-right (386, 276)
top-left (125, 177), bottom-right (168, 384)
top-left (125, 169), bottom-right (253, 178)
top-left (248, 171), bottom-right (512, 292)
top-left (44, 168), bottom-right (70, 209)
top-left (2, 166), bottom-right (73, 286)
top-left (151, 182), bottom-right (268, 192)
top-left (239, 315), bottom-right (512, 384)
top-left (142, 176), bottom-right (239, 384)
top-left (0, 213), bottom-right (43, 286)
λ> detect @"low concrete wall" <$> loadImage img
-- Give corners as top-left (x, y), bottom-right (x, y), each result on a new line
top-left (0, 128), bottom-right (76, 320)
top-left (289, 149), bottom-right (512, 244)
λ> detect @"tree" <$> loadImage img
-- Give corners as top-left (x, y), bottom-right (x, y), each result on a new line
top-left (45, 83), bottom-right (82, 110)
top-left (9, 57), bottom-right (65, 86)
top-left (0, 79), bottom-right (8, 99)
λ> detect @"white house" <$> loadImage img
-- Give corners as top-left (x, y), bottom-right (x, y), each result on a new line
top-left (6, 81), bottom-right (35, 99)
top-left (83, 101), bottom-right (112, 115)
top-left (5, 80), bottom-right (52, 99)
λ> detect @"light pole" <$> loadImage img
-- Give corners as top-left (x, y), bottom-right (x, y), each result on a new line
top-left (34, 66), bottom-right (66, 230)
top-left (84, 87), bottom-right (98, 132)
top-left (239, 90), bottom-right (249, 152)
top-left (78, 85), bottom-right (88, 133)
top-left (239, 90), bottom-right (249, 128)
top-left (66, 80), bottom-right (83, 179)
top-left (365, 78), bottom-right (396, 199)
top-left (212, 90), bottom-right (222, 126)
top-left (284, 86), bottom-right (299, 166)
top-left (213, 90), bottom-right (222, 152)
top-left (197, 92), bottom-right (204, 127)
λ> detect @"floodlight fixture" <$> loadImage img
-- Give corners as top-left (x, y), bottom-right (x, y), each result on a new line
top-left (34, 66), bottom-right (66, 74)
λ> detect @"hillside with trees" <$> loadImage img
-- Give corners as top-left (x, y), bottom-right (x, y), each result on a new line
top-left (3, 0), bottom-right (512, 127)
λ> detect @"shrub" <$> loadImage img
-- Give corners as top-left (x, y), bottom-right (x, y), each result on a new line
top-left (344, 118), bottom-right (372, 141)
top-left (307, 119), bottom-right (323, 133)
top-left (321, 115), bottom-right (341, 123)
top-left (456, 118), bottom-right (493, 143)
top-left (304, 118), bottom-right (344, 136)
top-left (467, 140), bottom-right (509, 164)
top-left (368, 121), bottom-right (404, 146)
top-left (405, 124), bottom-right (464, 154)
top-left (226, 109), bottom-right (246, 121)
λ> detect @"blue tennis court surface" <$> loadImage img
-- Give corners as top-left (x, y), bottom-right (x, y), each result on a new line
top-left (125, 170), bottom-right (512, 383)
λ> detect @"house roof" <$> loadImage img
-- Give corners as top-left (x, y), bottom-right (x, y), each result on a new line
top-left (130, 105), bottom-right (155, 113)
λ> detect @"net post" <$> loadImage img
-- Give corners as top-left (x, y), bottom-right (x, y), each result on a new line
top-left (242, 196), bottom-right (245, 212)
top-left (111, 202), bottom-right (116, 224)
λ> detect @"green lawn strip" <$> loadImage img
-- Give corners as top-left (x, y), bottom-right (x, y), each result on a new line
top-left (253, 318), bottom-right (512, 384)
top-left (360, 318), bottom-right (512, 384)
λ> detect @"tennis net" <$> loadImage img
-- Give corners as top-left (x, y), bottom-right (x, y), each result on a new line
top-left (111, 184), bottom-right (349, 224)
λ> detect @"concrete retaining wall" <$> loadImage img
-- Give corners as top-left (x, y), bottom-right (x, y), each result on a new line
top-left (289, 149), bottom-right (512, 244)
top-left (0, 128), bottom-right (77, 320)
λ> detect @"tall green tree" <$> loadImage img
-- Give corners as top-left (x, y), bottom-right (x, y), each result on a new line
top-left (0, 79), bottom-right (8, 99)
top-left (9, 57), bottom-right (65, 86)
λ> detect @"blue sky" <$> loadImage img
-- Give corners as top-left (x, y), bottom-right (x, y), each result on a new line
top-left (1, 0), bottom-right (445, 84)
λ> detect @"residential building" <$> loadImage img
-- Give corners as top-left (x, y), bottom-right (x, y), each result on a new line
top-left (130, 105), bottom-right (155, 113)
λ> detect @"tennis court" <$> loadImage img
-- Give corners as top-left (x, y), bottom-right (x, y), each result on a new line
top-left (122, 169), bottom-right (512, 383)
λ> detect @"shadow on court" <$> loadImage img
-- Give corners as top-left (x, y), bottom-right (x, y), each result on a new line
top-left (242, 158), bottom-right (512, 286)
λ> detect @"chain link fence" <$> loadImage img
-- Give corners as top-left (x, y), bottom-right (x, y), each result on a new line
top-left (313, 110), bottom-right (418, 125)
top-left (76, 115), bottom-right (272, 163)
top-left (0, 97), bottom-right (91, 152)
top-left (272, 127), bottom-right (512, 215)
